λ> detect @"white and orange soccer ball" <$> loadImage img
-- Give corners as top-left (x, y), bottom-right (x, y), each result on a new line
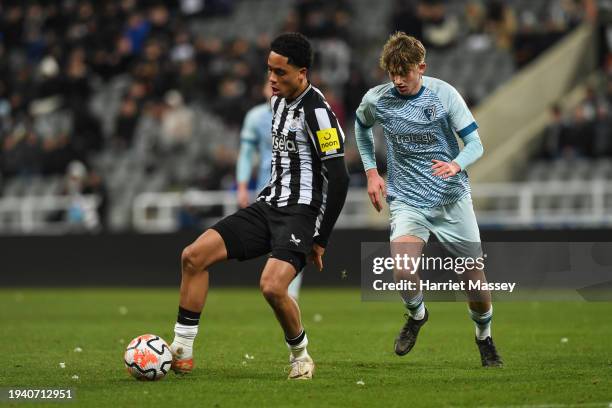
top-left (124, 334), bottom-right (173, 381)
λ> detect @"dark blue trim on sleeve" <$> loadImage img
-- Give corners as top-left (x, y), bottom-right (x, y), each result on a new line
top-left (457, 122), bottom-right (478, 138)
top-left (355, 116), bottom-right (373, 129)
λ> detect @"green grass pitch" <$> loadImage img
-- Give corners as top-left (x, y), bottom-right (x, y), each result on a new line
top-left (1, 288), bottom-right (611, 407)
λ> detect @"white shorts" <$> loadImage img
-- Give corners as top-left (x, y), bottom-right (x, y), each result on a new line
top-left (389, 195), bottom-right (482, 258)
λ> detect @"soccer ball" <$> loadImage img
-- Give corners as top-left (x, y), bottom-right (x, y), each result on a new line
top-left (124, 334), bottom-right (173, 381)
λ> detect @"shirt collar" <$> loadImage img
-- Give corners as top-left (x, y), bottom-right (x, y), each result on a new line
top-left (392, 84), bottom-right (425, 100)
top-left (287, 83), bottom-right (312, 107)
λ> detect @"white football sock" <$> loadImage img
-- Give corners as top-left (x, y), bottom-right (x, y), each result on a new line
top-left (171, 323), bottom-right (198, 359)
top-left (469, 306), bottom-right (493, 340)
top-left (403, 291), bottom-right (426, 320)
top-left (286, 332), bottom-right (309, 360)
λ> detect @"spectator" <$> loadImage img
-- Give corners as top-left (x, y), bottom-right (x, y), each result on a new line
top-left (82, 169), bottom-right (109, 231)
top-left (593, 105), bottom-right (612, 157)
top-left (343, 67), bottom-right (369, 120)
top-left (540, 104), bottom-right (567, 159)
top-left (561, 105), bottom-right (595, 158)
top-left (159, 90), bottom-right (194, 153)
top-left (419, 0), bottom-right (460, 50)
top-left (485, 0), bottom-right (517, 51)
top-left (212, 77), bottom-right (248, 127)
top-left (124, 13), bottom-right (150, 55)
top-left (61, 160), bottom-right (101, 231)
top-left (1, 122), bottom-right (41, 177)
top-left (113, 98), bottom-right (139, 150)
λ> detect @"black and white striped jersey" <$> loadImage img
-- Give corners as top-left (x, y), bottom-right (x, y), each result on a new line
top-left (257, 84), bottom-right (346, 210)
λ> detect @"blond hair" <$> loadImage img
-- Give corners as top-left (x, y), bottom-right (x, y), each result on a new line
top-left (379, 32), bottom-right (426, 75)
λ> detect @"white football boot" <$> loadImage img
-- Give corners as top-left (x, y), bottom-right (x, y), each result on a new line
top-left (287, 355), bottom-right (315, 380)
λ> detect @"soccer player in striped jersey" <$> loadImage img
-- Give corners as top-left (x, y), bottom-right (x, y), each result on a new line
top-left (355, 32), bottom-right (502, 367)
top-left (236, 82), bottom-right (304, 300)
top-left (170, 32), bottom-right (349, 379)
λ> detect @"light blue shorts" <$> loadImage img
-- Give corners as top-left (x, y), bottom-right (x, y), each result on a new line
top-left (389, 195), bottom-right (482, 257)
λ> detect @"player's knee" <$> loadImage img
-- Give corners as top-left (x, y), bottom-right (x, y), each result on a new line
top-left (259, 276), bottom-right (285, 303)
top-left (181, 246), bottom-right (198, 273)
top-left (181, 245), bottom-right (209, 274)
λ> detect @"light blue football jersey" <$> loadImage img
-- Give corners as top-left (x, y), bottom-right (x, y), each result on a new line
top-left (356, 76), bottom-right (478, 208)
top-left (239, 103), bottom-right (273, 192)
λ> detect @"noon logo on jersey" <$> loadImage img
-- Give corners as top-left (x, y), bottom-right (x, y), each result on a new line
top-left (316, 128), bottom-right (340, 152)
top-left (272, 133), bottom-right (298, 153)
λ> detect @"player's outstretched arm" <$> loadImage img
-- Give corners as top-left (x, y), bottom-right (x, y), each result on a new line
top-left (354, 119), bottom-right (377, 172)
top-left (236, 141), bottom-right (257, 207)
top-left (313, 156), bottom-right (349, 247)
top-left (237, 107), bottom-right (262, 208)
top-left (310, 156), bottom-right (349, 270)
top-left (355, 119), bottom-right (386, 211)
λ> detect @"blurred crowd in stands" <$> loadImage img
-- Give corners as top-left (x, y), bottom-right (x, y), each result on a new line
top-left (540, 76), bottom-right (612, 160)
top-left (0, 0), bottom-right (242, 178)
top-left (0, 0), bottom-right (601, 231)
top-left (536, 2), bottom-right (612, 161)
top-left (391, 0), bottom-right (596, 67)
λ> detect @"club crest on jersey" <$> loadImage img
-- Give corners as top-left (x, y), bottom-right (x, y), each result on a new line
top-left (288, 116), bottom-right (301, 132)
top-left (423, 106), bottom-right (436, 121)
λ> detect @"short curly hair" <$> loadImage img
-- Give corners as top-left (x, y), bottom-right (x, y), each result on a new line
top-left (380, 32), bottom-right (426, 76)
top-left (271, 32), bottom-right (313, 69)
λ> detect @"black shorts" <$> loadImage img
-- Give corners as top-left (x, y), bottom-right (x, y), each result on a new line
top-left (210, 200), bottom-right (318, 272)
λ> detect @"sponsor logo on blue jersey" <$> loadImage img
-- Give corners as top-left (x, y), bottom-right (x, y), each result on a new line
top-left (393, 132), bottom-right (436, 145)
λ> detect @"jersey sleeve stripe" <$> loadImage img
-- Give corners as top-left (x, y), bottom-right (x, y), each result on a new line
top-left (320, 152), bottom-right (344, 160)
top-left (305, 123), bottom-right (320, 153)
top-left (355, 115), bottom-right (372, 129)
top-left (314, 108), bottom-right (332, 131)
top-left (457, 121), bottom-right (478, 138)
top-left (325, 108), bottom-right (343, 139)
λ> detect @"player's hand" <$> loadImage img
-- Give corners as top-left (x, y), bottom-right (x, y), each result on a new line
top-left (308, 243), bottom-right (325, 271)
top-left (366, 169), bottom-right (386, 212)
top-left (237, 184), bottom-right (249, 208)
top-left (431, 160), bottom-right (461, 179)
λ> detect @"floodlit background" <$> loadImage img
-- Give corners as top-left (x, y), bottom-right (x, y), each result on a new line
top-left (0, 0), bottom-right (607, 237)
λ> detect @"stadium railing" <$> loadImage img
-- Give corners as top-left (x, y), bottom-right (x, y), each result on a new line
top-left (0, 195), bottom-right (101, 234)
top-left (4, 180), bottom-right (612, 235)
top-left (132, 181), bottom-right (612, 233)
top-left (131, 189), bottom-right (388, 233)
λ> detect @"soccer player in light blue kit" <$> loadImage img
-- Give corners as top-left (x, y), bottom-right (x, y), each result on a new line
top-left (355, 32), bottom-right (502, 366)
top-left (236, 83), bottom-right (303, 299)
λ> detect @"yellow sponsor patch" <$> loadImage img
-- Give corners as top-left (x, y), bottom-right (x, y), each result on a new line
top-left (316, 128), bottom-right (340, 152)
